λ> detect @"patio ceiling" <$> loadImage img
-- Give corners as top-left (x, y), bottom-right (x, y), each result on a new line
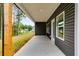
top-left (16, 3), bottom-right (60, 22)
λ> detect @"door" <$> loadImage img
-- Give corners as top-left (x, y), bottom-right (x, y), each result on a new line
top-left (51, 19), bottom-right (55, 44)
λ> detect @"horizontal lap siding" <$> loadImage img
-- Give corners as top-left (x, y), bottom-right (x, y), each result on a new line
top-left (48, 3), bottom-right (75, 56)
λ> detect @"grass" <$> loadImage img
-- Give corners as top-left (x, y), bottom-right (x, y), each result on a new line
top-left (0, 39), bottom-right (2, 56)
top-left (0, 32), bottom-right (34, 56)
top-left (12, 32), bottom-right (34, 55)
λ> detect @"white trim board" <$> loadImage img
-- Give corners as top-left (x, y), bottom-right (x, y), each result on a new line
top-left (75, 3), bottom-right (79, 56)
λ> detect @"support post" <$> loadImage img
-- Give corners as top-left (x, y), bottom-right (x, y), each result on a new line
top-left (4, 3), bottom-right (12, 56)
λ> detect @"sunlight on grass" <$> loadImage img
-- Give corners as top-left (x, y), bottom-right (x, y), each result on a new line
top-left (12, 32), bottom-right (34, 54)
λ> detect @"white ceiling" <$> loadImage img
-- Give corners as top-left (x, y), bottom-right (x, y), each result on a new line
top-left (16, 3), bottom-right (60, 22)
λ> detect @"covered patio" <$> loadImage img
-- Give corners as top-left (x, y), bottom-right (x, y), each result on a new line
top-left (14, 36), bottom-right (65, 56)
top-left (13, 3), bottom-right (75, 56)
top-left (1, 3), bottom-right (75, 56)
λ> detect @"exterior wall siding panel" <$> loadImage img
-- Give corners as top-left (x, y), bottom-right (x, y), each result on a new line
top-left (47, 3), bottom-right (75, 56)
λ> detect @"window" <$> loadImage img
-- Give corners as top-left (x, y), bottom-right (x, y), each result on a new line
top-left (46, 23), bottom-right (51, 34)
top-left (56, 11), bottom-right (65, 41)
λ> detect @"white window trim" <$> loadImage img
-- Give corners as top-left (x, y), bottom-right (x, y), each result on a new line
top-left (46, 22), bottom-right (50, 34)
top-left (75, 3), bottom-right (79, 56)
top-left (56, 11), bottom-right (65, 41)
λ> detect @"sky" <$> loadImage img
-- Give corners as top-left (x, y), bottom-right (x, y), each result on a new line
top-left (21, 17), bottom-right (35, 26)
top-left (12, 4), bottom-right (35, 26)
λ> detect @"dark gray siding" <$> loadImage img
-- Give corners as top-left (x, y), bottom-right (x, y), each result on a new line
top-left (47, 3), bottom-right (75, 56)
top-left (35, 22), bottom-right (46, 35)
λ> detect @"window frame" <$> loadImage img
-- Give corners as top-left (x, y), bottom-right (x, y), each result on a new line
top-left (46, 22), bottom-right (51, 34)
top-left (56, 11), bottom-right (65, 41)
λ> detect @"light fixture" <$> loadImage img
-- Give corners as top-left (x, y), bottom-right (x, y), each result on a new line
top-left (40, 9), bottom-right (43, 12)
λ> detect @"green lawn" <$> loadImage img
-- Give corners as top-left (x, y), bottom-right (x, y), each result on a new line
top-left (12, 32), bottom-right (34, 55)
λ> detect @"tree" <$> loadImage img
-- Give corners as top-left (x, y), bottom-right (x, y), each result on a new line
top-left (20, 23), bottom-right (26, 30)
top-left (16, 9), bottom-right (25, 35)
top-left (12, 4), bottom-right (26, 36)
top-left (27, 25), bottom-right (33, 31)
top-left (12, 4), bottom-right (34, 36)
top-left (24, 25), bottom-right (28, 29)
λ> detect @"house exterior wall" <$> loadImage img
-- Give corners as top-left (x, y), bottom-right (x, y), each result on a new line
top-left (35, 22), bottom-right (46, 35)
top-left (47, 3), bottom-right (75, 56)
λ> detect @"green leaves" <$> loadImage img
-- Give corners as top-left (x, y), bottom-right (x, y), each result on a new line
top-left (12, 5), bottom-right (33, 36)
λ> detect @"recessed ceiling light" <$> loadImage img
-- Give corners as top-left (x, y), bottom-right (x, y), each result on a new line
top-left (40, 9), bottom-right (43, 12)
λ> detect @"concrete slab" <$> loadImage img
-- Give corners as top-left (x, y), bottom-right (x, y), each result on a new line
top-left (14, 36), bottom-right (65, 56)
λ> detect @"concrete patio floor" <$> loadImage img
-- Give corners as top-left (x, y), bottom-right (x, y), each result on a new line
top-left (14, 36), bottom-right (65, 56)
